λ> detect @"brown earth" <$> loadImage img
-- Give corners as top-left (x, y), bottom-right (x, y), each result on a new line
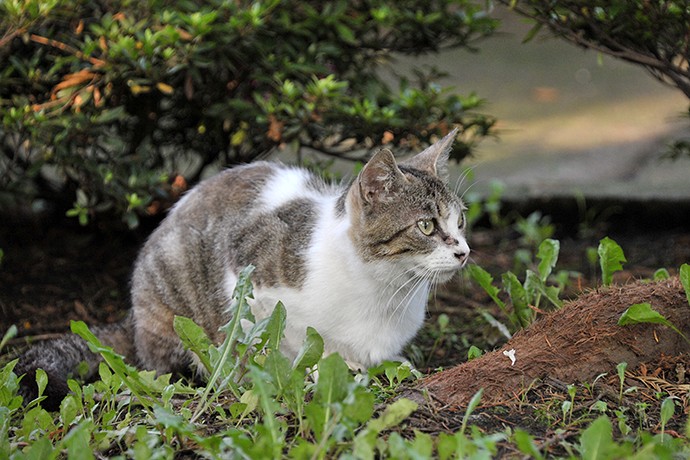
top-left (423, 277), bottom-right (690, 407)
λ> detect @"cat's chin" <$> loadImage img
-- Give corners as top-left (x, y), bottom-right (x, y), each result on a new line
top-left (434, 269), bottom-right (460, 284)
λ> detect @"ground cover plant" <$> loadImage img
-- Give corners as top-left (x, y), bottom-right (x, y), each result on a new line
top-left (2, 201), bottom-right (689, 458)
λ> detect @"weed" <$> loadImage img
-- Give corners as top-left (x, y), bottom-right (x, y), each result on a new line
top-left (618, 302), bottom-right (690, 345)
top-left (616, 362), bottom-right (628, 404)
top-left (467, 238), bottom-right (563, 332)
top-left (514, 211), bottom-right (554, 250)
top-left (660, 397), bottom-right (676, 443)
top-left (598, 237), bottom-right (627, 286)
top-left (467, 345), bottom-right (482, 361)
top-left (561, 384), bottom-right (577, 426)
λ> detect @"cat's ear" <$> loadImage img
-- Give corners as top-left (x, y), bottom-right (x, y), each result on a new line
top-left (358, 148), bottom-right (407, 204)
top-left (402, 128), bottom-right (458, 181)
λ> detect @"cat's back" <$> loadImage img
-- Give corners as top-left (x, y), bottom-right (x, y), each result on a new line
top-left (172, 161), bottom-right (337, 222)
top-left (135, 161), bottom-right (341, 298)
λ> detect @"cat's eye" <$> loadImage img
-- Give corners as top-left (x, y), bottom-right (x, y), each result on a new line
top-left (458, 214), bottom-right (465, 229)
top-left (417, 219), bottom-right (435, 236)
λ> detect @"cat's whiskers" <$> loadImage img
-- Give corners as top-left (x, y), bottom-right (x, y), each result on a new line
top-left (380, 266), bottom-right (424, 314)
top-left (453, 165), bottom-right (477, 197)
top-left (375, 265), bottom-right (421, 311)
top-left (385, 265), bottom-right (434, 329)
top-left (398, 267), bottom-right (441, 328)
top-left (429, 270), bottom-right (441, 304)
top-left (386, 279), bottom-right (424, 330)
top-left (458, 176), bottom-right (490, 203)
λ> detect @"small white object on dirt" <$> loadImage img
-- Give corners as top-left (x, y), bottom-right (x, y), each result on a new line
top-left (503, 348), bottom-right (516, 366)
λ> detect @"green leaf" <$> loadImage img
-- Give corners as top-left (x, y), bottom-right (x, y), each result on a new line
top-left (460, 388), bottom-right (483, 435)
top-left (660, 397), bottom-right (675, 426)
top-left (502, 271), bottom-right (529, 311)
top-left (62, 420), bottom-right (96, 460)
top-left (173, 316), bottom-right (213, 373)
top-left (467, 264), bottom-right (505, 309)
top-left (263, 351), bottom-right (292, 397)
top-left (292, 326), bottom-right (324, 371)
top-left (618, 303), bottom-right (673, 328)
top-left (352, 398), bottom-right (419, 459)
top-left (579, 416), bottom-right (614, 460)
top-left (239, 302), bottom-right (287, 356)
top-left (343, 385), bottom-right (375, 424)
top-left (514, 428), bottom-right (544, 460)
top-left (680, 263), bottom-right (690, 306)
top-left (0, 360), bottom-right (22, 410)
top-left (32, 368), bottom-right (48, 401)
top-left (467, 345), bottom-right (482, 360)
top-left (313, 353), bottom-right (350, 405)
top-left (617, 301), bottom-right (690, 358)
top-left (196, 265), bottom-right (256, 419)
top-left (366, 397), bottom-right (418, 433)
top-left (598, 237), bottom-right (626, 286)
top-left (653, 268), bottom-right (670, 281)
top-left (20, 436), bottom-right (54, 459)
top-left (71, 321), bottom-right (156, 411)
top-left (0, 325), bottom-right (17, 352)
top-left (537, 238), bottom-right (560, 282)
top-left (659, 396), bottom-right (676, 442)
top-left (264, 302), bottom-right (287, 352)
top-left (335, 23), bottom-right (356, 44)
top-left (92, 106), bottom-right (127, 124)
top-left (60, 395), bottom-right (79, 427)
top-left (247, 366), bottom-right (283, 457)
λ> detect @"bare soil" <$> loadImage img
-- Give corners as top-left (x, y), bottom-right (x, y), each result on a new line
top-left (424, 278), bottom-right (690, 406)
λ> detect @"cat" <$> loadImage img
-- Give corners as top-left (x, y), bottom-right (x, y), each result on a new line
top-left (16, 129), bottom-right (470, 410)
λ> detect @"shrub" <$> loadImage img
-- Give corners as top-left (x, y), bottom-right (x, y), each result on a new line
top-left (0, 0), bottom-right (497, 228)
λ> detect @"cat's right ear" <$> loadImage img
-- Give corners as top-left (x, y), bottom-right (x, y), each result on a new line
top-left (358, 148), bottom-right (407, 205)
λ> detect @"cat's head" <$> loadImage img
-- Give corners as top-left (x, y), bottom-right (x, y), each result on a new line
top-left (347, 129), bottom-right (470, 282)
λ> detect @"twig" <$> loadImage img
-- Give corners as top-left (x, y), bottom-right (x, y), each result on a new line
top-left (0, 28), bottom-right (25, 48)
top-left (30, 34), bottom-right (106, 67)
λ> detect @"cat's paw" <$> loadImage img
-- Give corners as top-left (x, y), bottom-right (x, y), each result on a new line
top-left (344, 360), bottom-right (367, 372)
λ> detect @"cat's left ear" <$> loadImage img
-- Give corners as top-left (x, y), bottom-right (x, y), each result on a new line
top-left (402, 128), bottom-right (458, 182)
top-left (358, 148), bottom-right (407, 204)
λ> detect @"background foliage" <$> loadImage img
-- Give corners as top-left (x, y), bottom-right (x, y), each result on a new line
top-left (0, 0), bottom-right (496, 228)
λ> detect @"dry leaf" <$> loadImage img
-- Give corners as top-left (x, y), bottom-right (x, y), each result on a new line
top-left (156, 82), bottom-right (174, 95)
top-left (267, 115), bottom-right (284, 142)
top-left (184, 73), bottom-right (194, 100)
top-left (53, 70), bottom-right (95, 92)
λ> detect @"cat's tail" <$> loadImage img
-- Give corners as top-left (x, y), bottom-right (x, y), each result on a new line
top-left (15, 314), bottom-right (136, 411)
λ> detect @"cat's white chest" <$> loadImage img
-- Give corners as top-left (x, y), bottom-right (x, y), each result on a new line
top-left (246, 202), bottom-right (429, 367)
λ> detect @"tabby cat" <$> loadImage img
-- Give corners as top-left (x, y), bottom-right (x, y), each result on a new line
top-left (17, 129), bottom-right (470, 409)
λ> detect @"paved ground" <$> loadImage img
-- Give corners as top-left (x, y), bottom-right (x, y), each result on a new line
top-left (408, 5), bottom-right (690, 204)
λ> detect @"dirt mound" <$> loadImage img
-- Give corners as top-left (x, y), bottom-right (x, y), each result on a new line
top-left (423, 278), bottom-right (690, 407)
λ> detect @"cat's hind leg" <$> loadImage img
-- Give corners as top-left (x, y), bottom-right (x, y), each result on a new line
top-left (131, 298), bottom-right (195, 376)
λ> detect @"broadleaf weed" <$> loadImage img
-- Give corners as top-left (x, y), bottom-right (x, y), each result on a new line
top-left (598, 237), bottom-right (626, 286)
